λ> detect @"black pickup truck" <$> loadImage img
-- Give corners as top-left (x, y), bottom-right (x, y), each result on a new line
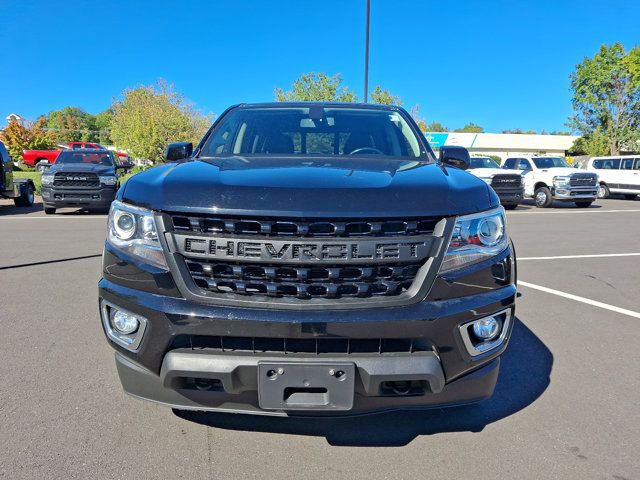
top-left (40, 149), bottom-right (131, 214)
top-left (99, 103), bottom-right (517, 415)
top-left (0, 140), bottom-right (35, 208)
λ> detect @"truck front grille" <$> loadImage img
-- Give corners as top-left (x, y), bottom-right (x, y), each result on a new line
top-left (491, 174), bottom-right (522, 188)
top-left (164, 214), bottom-right (448, 307)
top-left (172, 335), bottom-right (432, 355)
top-left (570, 173), bottom-right (597, 187)
top-left (186, 260), bottom-right (420, 299)
top-left (53, 172), bottom-right (100, 187)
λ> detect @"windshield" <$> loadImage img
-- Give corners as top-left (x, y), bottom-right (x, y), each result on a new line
top-left (56, 151), bottom-right (114, 166)
top-left (199, 106), bottom-right (427, 160)
top-left (532, 157), bottom-right (570, 169)
top-left (469, 157), bottom-right (500, 169)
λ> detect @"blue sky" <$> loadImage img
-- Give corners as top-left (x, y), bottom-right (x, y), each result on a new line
top-left (1, 0), bottom-right (638, 133)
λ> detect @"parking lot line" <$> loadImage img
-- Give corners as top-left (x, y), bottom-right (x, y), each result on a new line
top-left (519, 253), bottom-right (640, 261)
top-left (508, 209), bottom-right (640, 215)
top-left (519, 280), bottom-right (640, 319)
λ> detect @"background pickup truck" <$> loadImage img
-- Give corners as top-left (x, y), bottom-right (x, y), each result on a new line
top-left (23, 142), bottom-right (129, 171)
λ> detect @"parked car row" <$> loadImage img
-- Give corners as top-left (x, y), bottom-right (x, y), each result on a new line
top-left (467, 154), bottom-right (639, 209)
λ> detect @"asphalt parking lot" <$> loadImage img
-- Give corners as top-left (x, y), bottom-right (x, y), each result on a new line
top-left (1, 198), bottom-right (639, 480)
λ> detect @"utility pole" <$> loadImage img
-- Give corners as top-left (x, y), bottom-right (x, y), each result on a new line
top-left (364, 0), bottom-right (370, 103)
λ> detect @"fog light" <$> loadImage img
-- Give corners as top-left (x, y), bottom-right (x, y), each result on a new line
top-left (112, 310), bottom-right (139, 334)
top-left (472, 317), bottom-right (500, 340)
top-left (100, 301), bottom-right (148, 351)
top-left (458, 309), bottom-right (512, 357)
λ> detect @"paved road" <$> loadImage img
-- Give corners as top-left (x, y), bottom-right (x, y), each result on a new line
top-left (1, 198), bottom-right (639, 479)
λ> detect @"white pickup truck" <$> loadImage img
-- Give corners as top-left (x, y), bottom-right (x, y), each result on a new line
top-left (467, 156), bottom-right (524, 209)
top-left (502, 156), bottom-right (598, 208)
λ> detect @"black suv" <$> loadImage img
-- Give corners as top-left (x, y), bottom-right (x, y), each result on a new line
top-left (99, 103), bottom-right (516, 415)
top-left (41, 149), bottom-right (131, 214)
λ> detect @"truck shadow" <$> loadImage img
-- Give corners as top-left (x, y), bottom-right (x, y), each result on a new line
top-left (175, 317), bottom-right (552, 446)
top-left (0, 200), bottom-right (42, 215)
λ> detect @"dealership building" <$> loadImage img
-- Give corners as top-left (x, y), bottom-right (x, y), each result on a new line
top-left (424, 132), bottom-right (579, 162)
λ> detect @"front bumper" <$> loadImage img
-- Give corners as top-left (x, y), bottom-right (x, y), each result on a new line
top-left (99, 244), bottom-right (516, 415)
top-left (42, 186), bottom-right (116, 208)
top-left (552, 185), bottom-right (597, 201)
top-left (115, 350), bottom-right (500, 416)
top-left (494, 188), bottom-right (524, 205)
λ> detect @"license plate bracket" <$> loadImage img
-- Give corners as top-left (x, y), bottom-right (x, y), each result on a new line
top-left (258, 362), bottom-right (355, 411)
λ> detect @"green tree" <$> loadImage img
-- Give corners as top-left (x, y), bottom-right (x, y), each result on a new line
top-left (502, 128), bottom-right (537, 134)
top-left (275, 72), bottom-right (358, 102)
top-left (454, 123), bottom-right (484, 133)
top-left (109, 80), bottom-right (211, 162)
top-left (369, 86), bottom-right (401, 105)
top-left (425, 121), bottom-right (449, 132)
top-left (94, 108), bottom-right (114, 144)
top-left (569, 43), bottom-right (640, 155)
top-left (570, 129), bottom-right (610, 156)
top-left (46, 106), bottom-right (98, 142)
top-left (0, 117), bottom-right (55, 161)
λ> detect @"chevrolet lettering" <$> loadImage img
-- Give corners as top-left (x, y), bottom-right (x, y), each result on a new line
top-left (99, 103), bottom-right (517, 416)
top-left (175, 235), bottom-right (436, 263)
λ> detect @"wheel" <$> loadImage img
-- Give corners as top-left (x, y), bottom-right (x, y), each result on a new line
top-left (575, 201), bottom-right (592, 208)
top-left (44, 207), bottom-right (56, 215)
top-left (13, 183), bottom-right (34, 207)
top-left (534, 186), bottom-right (553, 208)
top-left (597, 183), bottom-right (610, 199)
top-left (623, 194), bottom-right (637, 200)
top-left (35, 161), bottom-right (48, 173)
top-left (503, 204), bottom-right (518, 210)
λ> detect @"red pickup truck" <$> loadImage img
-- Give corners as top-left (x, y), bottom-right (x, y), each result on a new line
top-left (23, 142), bottom-right (129, 171)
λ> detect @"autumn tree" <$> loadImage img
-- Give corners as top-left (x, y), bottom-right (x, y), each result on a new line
top-left (47, 106), bottom-right (98, 142)
top-left (569, 43), bottom-right (640, 155)
top-left (0, 117), bottom-right (55, 161)
top-left (109, 80), bottom-right (211, 162)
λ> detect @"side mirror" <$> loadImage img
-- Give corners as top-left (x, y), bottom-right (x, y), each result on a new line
top-left (165, 142), bottom-right (193, 162)
top-left (439, 146), bottom-right (470, 170)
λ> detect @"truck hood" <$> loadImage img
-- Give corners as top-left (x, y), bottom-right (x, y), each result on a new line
top-left (469, 168), bottom-right (523, 178)
top-left (121, 158), bottom-right (498, 217)
top-left (47, 163), bottom-right (116, 176)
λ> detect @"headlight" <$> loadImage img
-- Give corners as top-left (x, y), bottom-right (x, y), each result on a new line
top-left (100, 175), bottom-right (117, 185)
top-left (439, 206), bottom-right (507, 273)
top-left (553, 176), bottom-right (570, 186)
top-left (107, 200), bottom-right (168, 269)
top-left (479, 176), bottom-right (493, 185)
top-left (41, 174), bottom-right (54, 185)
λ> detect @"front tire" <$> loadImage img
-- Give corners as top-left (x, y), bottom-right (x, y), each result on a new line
top-left (623, 194), bottom-right (637, 200)
top-left (14, 183), bottom-right (35, 207)
top-left (597, 183), bottom-right (610, 199)
top-left (503, 204), bottom-right (518, 210)
top-left (35, 161), bottom-right (48, 173)
top-left (534, 187), bottom-right (553, 208)
top-left (44, 207), bottom-right (56, 215)
top-left (575, 201), bottom-right (593, 208)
